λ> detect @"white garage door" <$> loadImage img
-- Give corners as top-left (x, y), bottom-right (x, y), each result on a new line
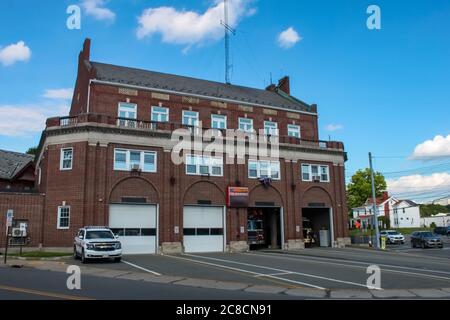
top-left (109, 204), bottom-right (157, 254)
top-left (183, 206), bottom-right (224, 253)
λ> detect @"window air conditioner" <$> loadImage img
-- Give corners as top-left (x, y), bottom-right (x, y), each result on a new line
top-left (12, 228), bottom-right (26, 237)
top-left (312, 175), bottom-right (321, 182)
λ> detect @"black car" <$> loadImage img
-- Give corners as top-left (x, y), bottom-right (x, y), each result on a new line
top-left (411, 231), bottom-right (443, 248)
top-left (434, 226), bottom-right (450, 236)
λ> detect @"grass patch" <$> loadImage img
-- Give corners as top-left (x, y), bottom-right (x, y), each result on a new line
top-left (8, 251), bottom-right (72, 258)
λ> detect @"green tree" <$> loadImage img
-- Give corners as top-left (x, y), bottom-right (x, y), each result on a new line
top-left (26, 146), bottom-right (38, 156)
top-left (420, 204), bottom-right (450, 217)
top-left (347, 168), bottom-right (387, 209)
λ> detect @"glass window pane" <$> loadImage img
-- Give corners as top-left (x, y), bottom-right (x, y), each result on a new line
top-left (143, 153), bottom-right (155, 172)
top-left (114, 151), bottom-right (127, 170)
top-left (212, 166), bottom-right (222, 176)
top-left (210, 228), bottom-right (223, 236)
top-left (124, 229), bottom-right (140, 236)
top-left (196, 228), bottom-right (210, 236)
top-left (183, 228), bottom-right (196, 236)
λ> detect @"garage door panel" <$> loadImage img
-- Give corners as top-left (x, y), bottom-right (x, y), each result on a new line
top-left (119, 236), bottom-right (156, 255)
top-left (183, 206), bottom-right (224, 253)
top-left (109, 204), bottom-right (157, 254)
top-left (110, 204), bottom-right (156, 228)
top-left (184, 236), bottom-right (223, 253)
top-left (183, 206), bottom-right (223, 228)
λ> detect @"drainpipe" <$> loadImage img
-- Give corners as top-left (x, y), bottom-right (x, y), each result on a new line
top-left (86, 79), bottom-right (93, 113)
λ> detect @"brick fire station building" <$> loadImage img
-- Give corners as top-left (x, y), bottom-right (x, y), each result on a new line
top-left (0, 39), bottom-right (349, 253)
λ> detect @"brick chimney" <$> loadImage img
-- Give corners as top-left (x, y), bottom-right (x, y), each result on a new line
top-left (81, 38), bottom-right (91, 61)
top-left (265, 84), bottom-right (277, 92)
top-left (277, 76), bottom-right (290, 95)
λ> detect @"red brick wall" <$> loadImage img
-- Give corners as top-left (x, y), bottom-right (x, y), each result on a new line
top-left (0, 192), bottom-right (44, 247)
top-left (85, 83), bottom-right (319, 141)
top-left (38, 136), bottom-right (347, 247)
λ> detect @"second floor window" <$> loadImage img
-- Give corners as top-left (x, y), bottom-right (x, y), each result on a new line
top-left (182, 110), bottom-right (199, 127)
top-left (186, 155), bottom-right (223, 176)
top-left (211, 114), bottom-right (227, 130)
top-left (287, 124), bottom-right (301, 138)
top-left (264, 121), bottom-right (278, 136)
top-left (301, 164), bottom-right (330, 182)
top-left (239, 118), bottom-right (254, 133)
top-left (248, 160), bottom-right (281, 180)
top-left (151, 106), bottom-right (169, 122)
top-left (60, 148), bottom-right (73, 170)
top-left (114, 149), bottom-right (157, 173)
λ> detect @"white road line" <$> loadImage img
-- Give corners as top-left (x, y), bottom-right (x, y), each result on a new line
top-left (122, 260), bottom-right (161, 276)
top-left (245, 252), bottom-right (450, 281)
top-left (166, 254), bottom-right (325, 290)
top-left (255, 272), bottom-right (293, 277)
top-left (185, 254), bottom-right (368, 289)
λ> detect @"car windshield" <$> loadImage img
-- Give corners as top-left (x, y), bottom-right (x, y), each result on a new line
top-left (387, 232), bottom-right (398, 235)
top-left (86, 231), bottom-right (115, 239)
top-left (420, 232), bottom-right (434, 237)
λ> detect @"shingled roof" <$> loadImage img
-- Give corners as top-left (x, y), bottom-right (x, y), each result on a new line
top-left (0, 149), bottom-right (34, 180)
top-left (91, 62), bottom-right (314, 113)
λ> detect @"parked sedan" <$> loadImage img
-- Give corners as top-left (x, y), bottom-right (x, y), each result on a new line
top-left (411, 231), bottom-right (443, 248)
top-left (380, 230), bottom-right (405, 244)
top-left (434, 226), bottom-right (450, 236)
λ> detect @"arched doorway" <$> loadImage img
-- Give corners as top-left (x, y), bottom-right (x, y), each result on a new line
top-left (248, 185), bottom-right (284, 250)
top-left (108, 177), bottom-right (160, 254)
top-left (182, 181), bottom-right (226, 253)
top-left (301, 187), bottom-right (334, 248)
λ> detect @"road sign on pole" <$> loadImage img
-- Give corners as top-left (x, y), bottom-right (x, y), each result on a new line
top-left (4, 209), bottom-right (13, 264)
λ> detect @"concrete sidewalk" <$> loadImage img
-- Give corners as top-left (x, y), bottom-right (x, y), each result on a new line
top-left (2, 258), bottom-right (450, 299)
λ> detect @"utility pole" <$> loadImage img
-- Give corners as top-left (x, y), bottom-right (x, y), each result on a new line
top-left (369, 152), bottom-right (380, 249)
top-left (221, 0), bottom-right (235, 84)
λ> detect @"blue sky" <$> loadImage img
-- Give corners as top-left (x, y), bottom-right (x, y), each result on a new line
top-left (1, 0), bottom-right (449, 201)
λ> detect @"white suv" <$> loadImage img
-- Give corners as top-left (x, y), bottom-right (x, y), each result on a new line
top-left (74, 226), bottom-right (122, 263)
top-left (380, 230), bottom-right (405, 244)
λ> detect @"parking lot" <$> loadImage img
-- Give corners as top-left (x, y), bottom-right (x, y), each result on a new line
top-left (72, 245), bottom-right (450, 290)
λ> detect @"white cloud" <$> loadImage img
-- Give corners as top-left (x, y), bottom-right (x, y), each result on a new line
top-left (81, 0), bottom-right (115, 22)
top-left (387, 173), bottom-right (450, 201)
top-left (43, 88), bottom-right (74, 100)
top-left (136, 0), bottom-right (254, 47)
top-left (325, 124), bottom-right (343, 132)
top-left (412, 134), bottom-right (450, 160)
top-left (0, 41), bottom-right (31, 66)
top-left (0, 104), bottom-right (69, 136)
top-left (277, 27), bottom-right (301, 49)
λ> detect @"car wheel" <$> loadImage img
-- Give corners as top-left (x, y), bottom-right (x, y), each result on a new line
top-left (73, 246), bottom-right (79, 260)
top-left (114, 257), bottom-right (122, 263)
top-left (81, 249), bottom-right (88, 264)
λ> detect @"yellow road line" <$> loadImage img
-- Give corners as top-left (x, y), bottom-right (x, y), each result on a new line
top-left (0, 285), bottom-right (95, 300)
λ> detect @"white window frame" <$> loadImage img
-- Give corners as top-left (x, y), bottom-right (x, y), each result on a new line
top-left (60, 148), bottom-right (73, 171)
top-left (185, 154), bottom-right (223, 177)
top-left (113, 149), bottom-right (157, 173)
top-left (301, 164), bottom-right (330, 182)
top-left (238, 118), bottom-right (254, 133)
top-left (248, 160), bottom-right (281, 180)
top-left (287, 124), bottom-right (301, 138)
top-left (151, 106), bottom-right (169, 123)
top-left (57, 206), bottom-right (70, 230)
top-left (211, 114), bottom-right (227, 130)
top-left (118, 102), bottom-right (137, 127)
top-left (182, 110), bottom-right (199, 127)
top-left (264, 121), bottom-right (278, 136)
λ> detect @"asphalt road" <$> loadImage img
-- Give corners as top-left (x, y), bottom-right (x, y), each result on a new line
top-left (0, 266), bottom-right (290, 300)
top-left (70, 246), bottom-right (450, 290)
top-left (2, 246), bottom-right (450, 300)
